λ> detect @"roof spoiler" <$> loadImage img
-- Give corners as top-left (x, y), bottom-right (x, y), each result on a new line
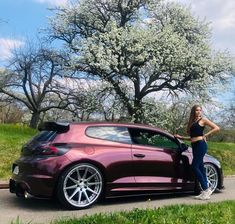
top-left (38, 121), bottom-right (70, 133)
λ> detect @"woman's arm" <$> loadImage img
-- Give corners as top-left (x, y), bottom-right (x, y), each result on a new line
top-left (202, 118), bottom-right (220, 138)
top-left (174, 134), bottom-right (191, 141)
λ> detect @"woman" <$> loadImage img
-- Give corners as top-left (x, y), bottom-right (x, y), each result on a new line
top-left (175, 104), bottom-right (220, 200)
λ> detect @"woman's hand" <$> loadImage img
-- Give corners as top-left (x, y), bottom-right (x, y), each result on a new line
top-left (174, 134), bottom-right (182, 139)
top-left (203, 135), bottom-right (207, 142)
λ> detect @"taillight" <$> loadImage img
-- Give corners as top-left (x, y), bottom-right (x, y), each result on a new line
top-left (36, 145), bottom-right (70, 156)
top-left (40, 145), bottom-right (58, 155)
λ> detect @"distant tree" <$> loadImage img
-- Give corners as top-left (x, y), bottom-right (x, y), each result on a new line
top-left (227, 104), bottom-right (235, 128)
top-left (0, 43), bottom-right (71, 128)
top-left (0, 94), bottom-right (25, 123)
top-left (49, 0), bottom-right (233, 122)
top-left (220, 86), bottom-right (235, 129)
top-left (57, 79), bottom-right (128, 121)
top-left (138, 93), bottom-right (223, 134)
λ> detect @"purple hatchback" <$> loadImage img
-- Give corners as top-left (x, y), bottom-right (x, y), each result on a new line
top-left (9, 121), bottom-right (224, 209)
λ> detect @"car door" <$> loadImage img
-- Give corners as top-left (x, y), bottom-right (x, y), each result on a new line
top-left (85, 125), bottom-right (136, 195)
top-left (129, 128), bottom-right (194, 191)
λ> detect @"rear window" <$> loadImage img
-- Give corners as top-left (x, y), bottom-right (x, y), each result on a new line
top-left (30, 131), bottom-right (57, 142)
top-left (86, 126), bottom-right (131, 144)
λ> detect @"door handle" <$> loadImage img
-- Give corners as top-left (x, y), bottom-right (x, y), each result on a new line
top-left (133, 153), bottom-right (145, 158)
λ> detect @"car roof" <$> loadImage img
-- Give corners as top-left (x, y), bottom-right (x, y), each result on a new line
top-left (40, 121), bottom-right (174, 138)
top-left (70, 121), bottom-right (154, 128)
top-left (70, 121), bottom-right (170, 135)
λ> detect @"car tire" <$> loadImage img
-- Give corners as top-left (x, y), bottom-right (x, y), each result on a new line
top-left (194, 163), bottom-right (219, 194)
top-left (57, 163), bottom-right (103, 209)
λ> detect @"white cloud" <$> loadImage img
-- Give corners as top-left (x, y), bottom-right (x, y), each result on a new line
top-left (170, 0), bottom-right (235, 55)
top-left (185, 0), bottom-right (235, 31)
top-left (33, 0), bottom-right (69, 6)
top-left (0, 38), bottom-right (25, 61)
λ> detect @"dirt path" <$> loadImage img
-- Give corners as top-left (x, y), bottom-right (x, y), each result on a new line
top-left (0, 177), bottom-right (234, 224)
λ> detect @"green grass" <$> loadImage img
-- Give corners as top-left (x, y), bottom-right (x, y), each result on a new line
top-left (55, 201), bottom-right (235, 224)
top-left (0, 124), bottom-right (37, 179)
top-left (52, 201), bottom-right (235, 224)
top-left (207, 142), bottom-right (235, 176)
top-left (10, 200), bottom-right (235, 224)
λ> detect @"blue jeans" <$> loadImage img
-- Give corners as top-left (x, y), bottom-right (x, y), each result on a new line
top-left (191, 140), bottom-right (208, 190)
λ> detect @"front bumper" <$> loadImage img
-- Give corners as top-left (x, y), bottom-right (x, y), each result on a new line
top-left (218, 167), bottom-right (225, 190)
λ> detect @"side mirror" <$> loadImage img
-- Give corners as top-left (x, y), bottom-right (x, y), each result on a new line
top-left (173, 136), bottom-right (188, 153)
top-left (179, 143), bottom-right (188, 153)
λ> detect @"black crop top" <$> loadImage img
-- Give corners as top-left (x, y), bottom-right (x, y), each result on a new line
top-left (190, 118), bottom-right (205, 138)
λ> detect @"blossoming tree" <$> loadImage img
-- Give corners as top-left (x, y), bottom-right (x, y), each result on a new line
top-left (49, 0), bottom-right (233, 122)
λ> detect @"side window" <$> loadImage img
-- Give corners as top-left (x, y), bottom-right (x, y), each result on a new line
top-left (151, 134), bottom-right (178, 149)
top-left (86, 126), bottom-right (132, 144)
top-left (129, 128), bottom-right (178, 149)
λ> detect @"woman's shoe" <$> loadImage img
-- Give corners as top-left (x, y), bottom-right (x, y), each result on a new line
top-left (198, 192), bottom-right (210, 200)
top-left (194, 190), bottom-right (211, 200)
top-left (205, 188), bottom-right (213, 197)
top-left (194, 187), bottom-right (212, 200)
top-left (194, 191), bottom-right (205, 199)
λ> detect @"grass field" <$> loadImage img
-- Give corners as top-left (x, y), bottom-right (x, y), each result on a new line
top-left (0, 124), bottom-right (235, 179)
top-left (207, 142), bottom-right (235, 176)
top-left (11, 200), bottom-right (235, 224)
top-left (0, 124), bottom-right (37, 179)
top-left (53, 201), bottom-right (235, 224)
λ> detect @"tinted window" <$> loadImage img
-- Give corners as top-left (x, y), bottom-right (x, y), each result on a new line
top-left (30, 131), bottom-right (56, 142)
top-left (129, 128), bottom-right (178, 149)
top-left (86, 126), bottom-right (131, 144)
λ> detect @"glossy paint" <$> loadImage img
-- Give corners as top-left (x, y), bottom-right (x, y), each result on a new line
top-left (10, 122), bottom-right (224, 200)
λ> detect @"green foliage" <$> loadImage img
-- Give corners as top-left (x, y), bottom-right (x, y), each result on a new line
top-left (136, 98), bottom-right (189, 133)
top-left (52, 201), bottom-right (235, 224)
top-left (0, 123), bottom-right (37, 136)
top-left (0, 124), bottom-right (37, 179)
top-left (209, 129), bottom-right (235, 143)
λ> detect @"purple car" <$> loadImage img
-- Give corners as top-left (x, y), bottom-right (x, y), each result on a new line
top-left (9, 122), bottom-right (224, 209)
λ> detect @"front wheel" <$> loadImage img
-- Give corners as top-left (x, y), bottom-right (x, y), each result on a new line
top-left (57, 163), bottom-right (103, 209)
top-left (195, 163), bottom-right (219, 194)
top-left (205, 163), bottom-right (219, 192)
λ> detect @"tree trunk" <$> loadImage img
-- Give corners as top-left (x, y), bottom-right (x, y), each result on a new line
top-left (131, 99), bottom-right (144, 123)
top-left (29, 111), bottom-right (40, 129)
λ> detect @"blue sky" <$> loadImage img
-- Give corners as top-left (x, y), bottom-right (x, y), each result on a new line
top-left (0, 1), bottom-right (50, 36)
top-left (0, 0), bottom-right (234, 104)
top-left (1, 0), bottom-right (235, 59)
top-left (0, 0), bottom-right (55, 62)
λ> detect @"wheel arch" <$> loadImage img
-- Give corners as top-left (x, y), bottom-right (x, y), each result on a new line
top-left (52, 159), bottom-right (107, 198)
top-left (194, 162), bottom-right (221, 194)
top-left (204, 162), bottom-right (222, 191)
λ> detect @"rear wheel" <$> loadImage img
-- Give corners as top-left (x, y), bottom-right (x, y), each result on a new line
top-left (57, 163), bottom-right (103, 209)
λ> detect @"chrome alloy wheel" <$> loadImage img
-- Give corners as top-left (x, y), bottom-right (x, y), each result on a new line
top-left (63, 163), bottom-right (103, 208)
top-left (205, 163), bottom-right (219, 192)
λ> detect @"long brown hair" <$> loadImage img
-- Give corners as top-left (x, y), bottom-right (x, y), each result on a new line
top-left (187, 104), bottom-right (202, 134)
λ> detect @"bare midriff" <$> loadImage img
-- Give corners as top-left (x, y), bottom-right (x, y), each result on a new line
top-left (190, 136), bottom-right (204, 143)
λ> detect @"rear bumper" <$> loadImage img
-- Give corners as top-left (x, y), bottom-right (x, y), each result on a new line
top-left (9, 175), bottom-right (55, 198)
top-left (9, 155), bottom-right (71, 198)
top-left (9, 178), bottom-right (28, 197)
